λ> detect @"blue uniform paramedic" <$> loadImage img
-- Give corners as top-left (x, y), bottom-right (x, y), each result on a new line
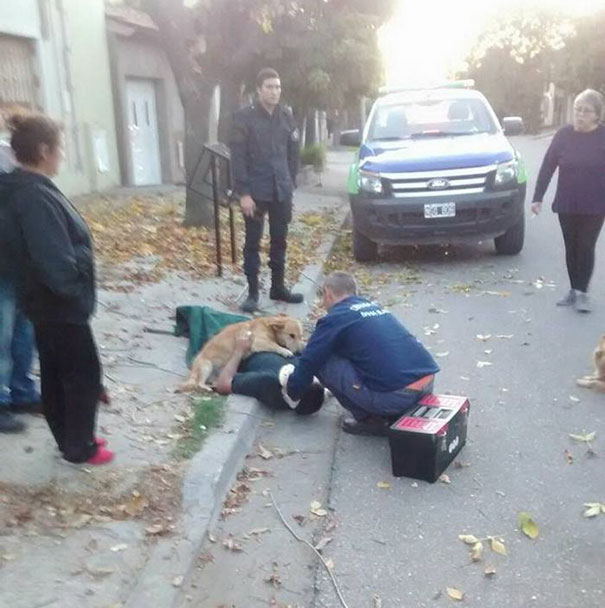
top-left (285, 271), bottom-right (439, 436)
top-left (230, 67), bottom-right (303, 313)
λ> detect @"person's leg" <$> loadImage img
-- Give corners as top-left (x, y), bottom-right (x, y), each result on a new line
top-left (0, 279), bottom-right (24, 432)
top-left (242, 204), bottom-right (266, 312)
top-left (267, 198), bottom-right (302, 303)
top-left (34, 324), bottom-right (65, 448)
top-left (574, 214), bottom-right (604, 292)
top-left (316, 355), bottom-right (377, 421)
top-left (58, 324), bottom-right (102, 463)
top-left (10, 308), bottom-right (40, 408)
top-left (557, 213), bottom-right (580, 302)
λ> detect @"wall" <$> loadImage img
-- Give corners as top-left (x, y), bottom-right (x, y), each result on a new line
top-left (0, 0), bottom-right (120, 195)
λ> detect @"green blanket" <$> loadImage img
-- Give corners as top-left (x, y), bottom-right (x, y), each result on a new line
top-left (174, 305), bottom-right (248, 368)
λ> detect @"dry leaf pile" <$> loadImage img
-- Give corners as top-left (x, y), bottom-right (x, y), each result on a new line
top-left (81, 195), bottom-right (338, 290)
top-left (0, 464), bottom-right (182, 533)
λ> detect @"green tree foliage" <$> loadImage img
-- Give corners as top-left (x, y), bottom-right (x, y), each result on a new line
top-left (464, 8), bottom-right (572, 132)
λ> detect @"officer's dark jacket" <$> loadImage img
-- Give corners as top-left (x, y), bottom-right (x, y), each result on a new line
top-left (0, 169), bottom-right (96, 324)
top-left (229, 103), bottom-right (300, 202)
top-left (287, 296), bottom-right (439, 400)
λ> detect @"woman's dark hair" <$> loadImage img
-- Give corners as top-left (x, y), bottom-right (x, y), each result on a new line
top-left (256, 67), bottom-right (280, 88)
top-left (7, 113), bottom-right (62, 164)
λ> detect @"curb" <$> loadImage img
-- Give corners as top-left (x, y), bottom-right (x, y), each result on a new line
top-left (124, 201), bottom-right (349, 608)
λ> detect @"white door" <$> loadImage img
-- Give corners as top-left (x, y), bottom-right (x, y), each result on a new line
top-left (126, 79), bottom-right (162, 185)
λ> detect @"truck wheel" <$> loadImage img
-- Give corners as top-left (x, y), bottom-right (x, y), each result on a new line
top-left (494, 216), bottom-right (525, 255)
top-left (352, 226), bottom-right (378, 261)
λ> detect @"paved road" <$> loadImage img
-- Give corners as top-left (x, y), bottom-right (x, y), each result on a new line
top-left (185, 136), bottom-right (605, 608)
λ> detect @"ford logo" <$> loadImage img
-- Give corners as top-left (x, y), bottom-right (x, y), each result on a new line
top-left (427, 178), bottom-right (450, 190)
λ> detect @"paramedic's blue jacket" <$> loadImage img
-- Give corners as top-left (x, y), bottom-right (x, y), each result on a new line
top-left (287, 296), bottom-right (439, 400)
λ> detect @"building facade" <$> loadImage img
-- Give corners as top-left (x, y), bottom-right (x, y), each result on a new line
top-left (0, 0), bottom-right (120, 195)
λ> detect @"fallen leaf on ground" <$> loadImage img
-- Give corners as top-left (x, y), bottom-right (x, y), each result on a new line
top-left (476, 361), bottom-right (492, 368)
top-left (439, 474), bottom-right (451, 484)
top-left (85, 565), bottom-right (115, 578)
top-left (172, 576), bottom-right (184, 587)
top-left (518, 512), bottom-right (539, 539)
top-left (476, 334), bottom-right (492, 341)
top-left (315, 537), bottom-right (333, 552)
top-left (145, 524), bottom-right (169, 536)
top-left (110, 544), bottom-right (128, 552)
top-left (490, 537), bottom-right (507, 555)
top-left (564, 449), bottom-right (574, 464)
top-left (446, 587), bottom-right (464, 601)
top-left (495, 334), bottom-right (514, 339)
top-left (325, 558), bottom-right (335, 571)
top-left (569, 395), bottom-right (580, 403)
top-left (377, 481), bottom-right (391, 489)
top-left (436, 352), bottom-right (450, 358)
top-left (248, 527), bottom-right (270, 537)
top-left (583, 503), bottom-right (604, 518)
top-left (484, 565), bottom-right (497, 577)
top-left (373, 595), bottom-right (383, 608)
top-left (471, 541), bottom-right (483, 562)
top-left (257, 443), bottom-right (274, 460)
top-left (223, 537), bottom-right (243, 552)
top-left (458, 534), bottom-right (480, 545)
top-left (310, 501), bottom-right (328, 517)
top-left (569, 432), bottom-right (596, 443)
top-left (123, 493), bottom-right (148, 517)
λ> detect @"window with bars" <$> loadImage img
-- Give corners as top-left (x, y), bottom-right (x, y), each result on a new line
top-left (0, 34), bottom-right (38, 110)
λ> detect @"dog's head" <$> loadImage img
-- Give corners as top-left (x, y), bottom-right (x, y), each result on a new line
top-left (268, 315), bottom-right (304, 354)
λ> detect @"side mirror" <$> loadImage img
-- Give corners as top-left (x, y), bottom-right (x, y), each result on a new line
top-left (339, 129), bottom-right (361, 147)
top-left (502, 116), bottom-right (524, 136)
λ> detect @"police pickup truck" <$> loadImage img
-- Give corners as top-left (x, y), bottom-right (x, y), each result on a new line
top-left (341, 82), bottom-right (527, 261)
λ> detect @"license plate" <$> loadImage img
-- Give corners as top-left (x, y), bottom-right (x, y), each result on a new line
top-left (424, 202), bottom-right (456, 218)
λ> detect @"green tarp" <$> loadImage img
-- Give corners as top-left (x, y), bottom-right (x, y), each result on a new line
top-left (174, 305), bottom-right (248, 368)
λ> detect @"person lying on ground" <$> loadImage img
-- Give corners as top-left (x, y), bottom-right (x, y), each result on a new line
top-left (285, 271), bottom-right (439, 437)
top-left (215, 330), bottom-right (324, 415)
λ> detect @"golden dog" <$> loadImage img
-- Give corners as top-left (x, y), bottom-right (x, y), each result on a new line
top-left (178, 314), bottom-right (304, 392)
top-left (576, 335), bottom-right (605, 391)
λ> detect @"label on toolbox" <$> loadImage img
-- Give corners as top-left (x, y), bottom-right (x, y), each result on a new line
top-left (393, 416), bottom-right (446, 434)
top-left (419, 394), bottom-right (467, 409)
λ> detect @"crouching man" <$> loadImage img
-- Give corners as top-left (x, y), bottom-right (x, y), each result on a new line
top-left (285, 271), bottom-right (439, 436)
top-left (215, 331), bottom-right (324, 415)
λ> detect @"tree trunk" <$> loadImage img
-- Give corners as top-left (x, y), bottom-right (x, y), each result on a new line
top-left (183, 88), bottom-right (216, 227)
top-left (143, 0), bottom-right (217, 227)
top-left (218, 77), bottom-right (243, 144)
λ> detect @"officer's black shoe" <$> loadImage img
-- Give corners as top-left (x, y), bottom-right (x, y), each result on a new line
top-left (341, 415), bottom-right (391, 437)
top-left (241, 291), bottom-right (259, 313)
top-left (269, 285), bottom-right (303, 304)
top-left (0, 410), bottom-right (26, 433)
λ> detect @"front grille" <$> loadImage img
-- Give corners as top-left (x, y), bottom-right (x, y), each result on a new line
top-left (382, 164), bottom-right (496, 198)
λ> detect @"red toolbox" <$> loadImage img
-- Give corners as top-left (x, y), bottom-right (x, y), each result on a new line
top-left (387, 394), bottom-right (470, 482)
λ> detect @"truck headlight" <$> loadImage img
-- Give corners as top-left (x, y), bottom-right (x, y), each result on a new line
top-left (494, 160), bottom-right (517, 186)
top-left (358, 171), bottom-right (383, 195)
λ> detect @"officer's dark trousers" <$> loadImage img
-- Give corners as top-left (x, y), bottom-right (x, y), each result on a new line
top-left (243, 198), bottom-right (292, 279)
top-left (317, 355), bottom-right (434, 421)
top-left (34, 323), bottom-right (101, 463)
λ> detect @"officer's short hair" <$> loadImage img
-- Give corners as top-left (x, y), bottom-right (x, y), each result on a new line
top-left (256, 67), bottom-right (280, 88)
top-left (323, 272), bottom-right (358, 297)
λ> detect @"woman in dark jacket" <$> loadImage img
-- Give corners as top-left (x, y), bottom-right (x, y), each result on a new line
top-left (0, 114), bottom-right (113, 464)
top-left (531, 88), bottom-right (605, 313)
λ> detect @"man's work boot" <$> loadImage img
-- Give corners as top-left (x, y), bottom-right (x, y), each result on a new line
top-left (341, 415), bottom-right (392, 437)
top-left (269, 270), bottom-right (303, 304)
top-left (241, 275), bottom-right (259, 313)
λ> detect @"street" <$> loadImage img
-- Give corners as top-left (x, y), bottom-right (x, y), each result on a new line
top-left (182, 135), bottom-right (605, 608)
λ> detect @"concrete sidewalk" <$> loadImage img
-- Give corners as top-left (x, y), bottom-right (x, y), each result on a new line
top-left (0, 151), bottom-right (350, 608)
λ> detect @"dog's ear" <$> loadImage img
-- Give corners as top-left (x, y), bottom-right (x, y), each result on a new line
top-left (268, 316), bottom-right (287, 331)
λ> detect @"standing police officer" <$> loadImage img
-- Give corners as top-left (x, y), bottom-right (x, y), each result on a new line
top-left (230, 67), bottom-right (303, 313)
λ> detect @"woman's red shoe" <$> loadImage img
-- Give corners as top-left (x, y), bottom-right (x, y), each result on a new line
top-left (86, 447), bottom-right (114, 465)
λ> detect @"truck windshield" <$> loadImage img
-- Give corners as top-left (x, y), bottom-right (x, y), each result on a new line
top-left (368, 97), bottom-right (498, 141)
